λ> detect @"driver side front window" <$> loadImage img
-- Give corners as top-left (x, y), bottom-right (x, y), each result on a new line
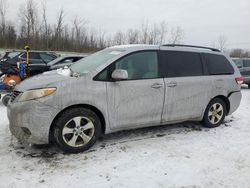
top-left (115, 51), bottom-right (159, 80)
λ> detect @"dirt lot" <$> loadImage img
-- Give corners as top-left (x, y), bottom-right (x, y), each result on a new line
top-left (0, 86), bottom-right (250, 188)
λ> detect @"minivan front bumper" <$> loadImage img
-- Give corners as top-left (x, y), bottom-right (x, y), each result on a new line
top-left (228, 91), bottom-right (242, 115)
top-left (7, 100), bottom-right (58, 144)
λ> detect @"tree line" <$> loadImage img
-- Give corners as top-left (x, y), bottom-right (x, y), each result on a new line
top-left (0, 0), bottom-right (249, 57)
top-left (0, 0), bottom-right (184, 53)
top-left (213, 35), bottom-right (250, 57)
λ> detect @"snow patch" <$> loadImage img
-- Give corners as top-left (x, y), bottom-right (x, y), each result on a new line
top-left (0, 86), bottom-right (250, 187)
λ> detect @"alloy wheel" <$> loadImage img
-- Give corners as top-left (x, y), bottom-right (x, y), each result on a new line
top-left (208, 103), bottom-right (224, 124)
top-left (62, 116), bottom-right (95, 147)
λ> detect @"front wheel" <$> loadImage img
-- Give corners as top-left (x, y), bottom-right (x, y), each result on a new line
top-left (202, 98), bottom-right (226, 128)
top-left (2, 94), bottom-right (11, 106)
top-left (53, 107), bottom-right (102, 153)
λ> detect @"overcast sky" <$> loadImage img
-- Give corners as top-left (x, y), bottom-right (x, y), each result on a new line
top-left (6, 0), bottom-right (250, 49)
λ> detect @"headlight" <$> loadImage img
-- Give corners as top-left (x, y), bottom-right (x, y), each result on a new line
top-left (17, 88), bottom-right (56, 102)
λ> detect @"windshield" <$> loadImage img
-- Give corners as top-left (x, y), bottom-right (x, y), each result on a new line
top-left (47, 57), bottom-right (64, 66)
top-left (70, 48), bottom-right (125, 75)
top-left (4, 52), bottom-right (21, 59)
top-left (233, 59), bottom-right (243, 68)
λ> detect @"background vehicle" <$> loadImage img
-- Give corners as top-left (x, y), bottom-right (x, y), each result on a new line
top-left (48, 55), bottom-right (86, 70)
top-left (8, 44), bottom-right (242, 153)
top-left (0, 51), bottom-right (86, 75)
top-left (0, 52), bottom-right (85, 105)
top-left (232, 58), bottom-right (250, 88)
top-left (0, 51), bottom-right (58, 75)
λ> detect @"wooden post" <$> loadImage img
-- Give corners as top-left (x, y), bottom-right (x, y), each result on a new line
top-left (24, 45), bottom-right (30, 65)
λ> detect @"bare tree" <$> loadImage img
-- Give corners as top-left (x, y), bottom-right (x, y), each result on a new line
top-left (148, 23), bottom-right (159, 44)
top-left (72, 16), bottom-right (87, 51)
top-left (127, 29), bottom-right (139, 44)
top-left (140, 21), bottom-right (149, 44)
top-left (113, 31), bottom-right (126, 45)
top-left (230, 49), bottom-right (250, 58)
top-left (147, 22), bottom-right (169, 44)
top-left (158, 21), bottom-right (168, 44)
top-left (54, 8), bottom-right (65, 50)
top-left (169, 26), bottom-right (183, 44)
top-left (0, 0), bottom-right (7, 47)
top-left (97, 30), bottom-right (106, 49)
top-left (217, 35), bottom-right (228, 52)
top-left (18, 0), bottom-right (39, 47)
top-left (41, 0), bottom-right (49, 49)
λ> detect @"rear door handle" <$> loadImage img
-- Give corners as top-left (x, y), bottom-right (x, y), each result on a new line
top-left (151, 83), bottom-right (163, 89)
top-left (167, 82), bottom-right (177, 88)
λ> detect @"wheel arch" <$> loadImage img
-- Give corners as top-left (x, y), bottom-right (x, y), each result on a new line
top-left (49, 104), bottom-right (106, 143)
top-left (208, 95), bottom-right (230, 115)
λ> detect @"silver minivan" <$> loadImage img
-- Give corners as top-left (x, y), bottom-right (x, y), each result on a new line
top-left (7, 44), bottom-right (242, 153)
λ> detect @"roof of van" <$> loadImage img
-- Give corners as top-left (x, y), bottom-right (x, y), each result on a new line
top-left (109, 44), bottom-right (222, 54)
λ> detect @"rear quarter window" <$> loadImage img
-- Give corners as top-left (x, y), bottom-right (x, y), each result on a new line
top-left (21, 52), bottom-right (40, 59)
top-left (204, 54), bottom-right (234, 75)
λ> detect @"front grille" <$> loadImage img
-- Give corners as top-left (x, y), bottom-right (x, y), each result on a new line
top-left (10, 90), bottom-right (22, 102)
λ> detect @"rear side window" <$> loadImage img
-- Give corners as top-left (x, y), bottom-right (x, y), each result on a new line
top-left (204, 54), bottom-right (234, 75)
top-left (243, 60), bottom-right (250, 67)
top-left (21, 52), bottom-right (40, 59)
top-left (162, 51), bottom-right (203, 77)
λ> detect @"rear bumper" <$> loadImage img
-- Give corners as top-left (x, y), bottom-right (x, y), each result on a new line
top-left (228, 91), bottom-right (242, 115)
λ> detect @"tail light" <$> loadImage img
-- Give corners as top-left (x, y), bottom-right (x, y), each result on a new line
top-left (235, 76), bottom-right (244, 85)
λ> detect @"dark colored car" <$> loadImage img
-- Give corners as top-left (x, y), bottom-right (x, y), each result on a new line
top-left (232, 58), bottom-right (250, 88)
top-left (0, 51), bottom-right (58, 76)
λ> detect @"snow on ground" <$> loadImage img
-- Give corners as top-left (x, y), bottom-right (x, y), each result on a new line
top-left (0, 86), bottom-right (250, 188)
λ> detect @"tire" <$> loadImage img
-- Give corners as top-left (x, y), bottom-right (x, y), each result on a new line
top-left (202, 98), bottom-right (226, 128)
top-left (248, 84), bottom-right (250, 89)
top-left (53, 107), bottom-right (102, 153)
top-left (2, 94), bottom-right (11, 106)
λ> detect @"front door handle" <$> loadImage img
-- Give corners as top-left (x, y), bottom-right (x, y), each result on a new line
top-left (151, 83), bottom-right (163, 89)
top-left (167, 82), bottom-right (177, 88)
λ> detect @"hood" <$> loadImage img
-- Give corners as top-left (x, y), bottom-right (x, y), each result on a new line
top-left (15, 69), bottom-right (72, 92)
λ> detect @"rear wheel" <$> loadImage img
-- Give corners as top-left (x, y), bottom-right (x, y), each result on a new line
top-left (53, 107), bottom-right (102, 153)
top-left (202, 98), bottom-right (226, 128)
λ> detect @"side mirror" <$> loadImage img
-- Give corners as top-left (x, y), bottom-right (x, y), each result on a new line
top-left (111, 69), bottom-right (128, 81)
